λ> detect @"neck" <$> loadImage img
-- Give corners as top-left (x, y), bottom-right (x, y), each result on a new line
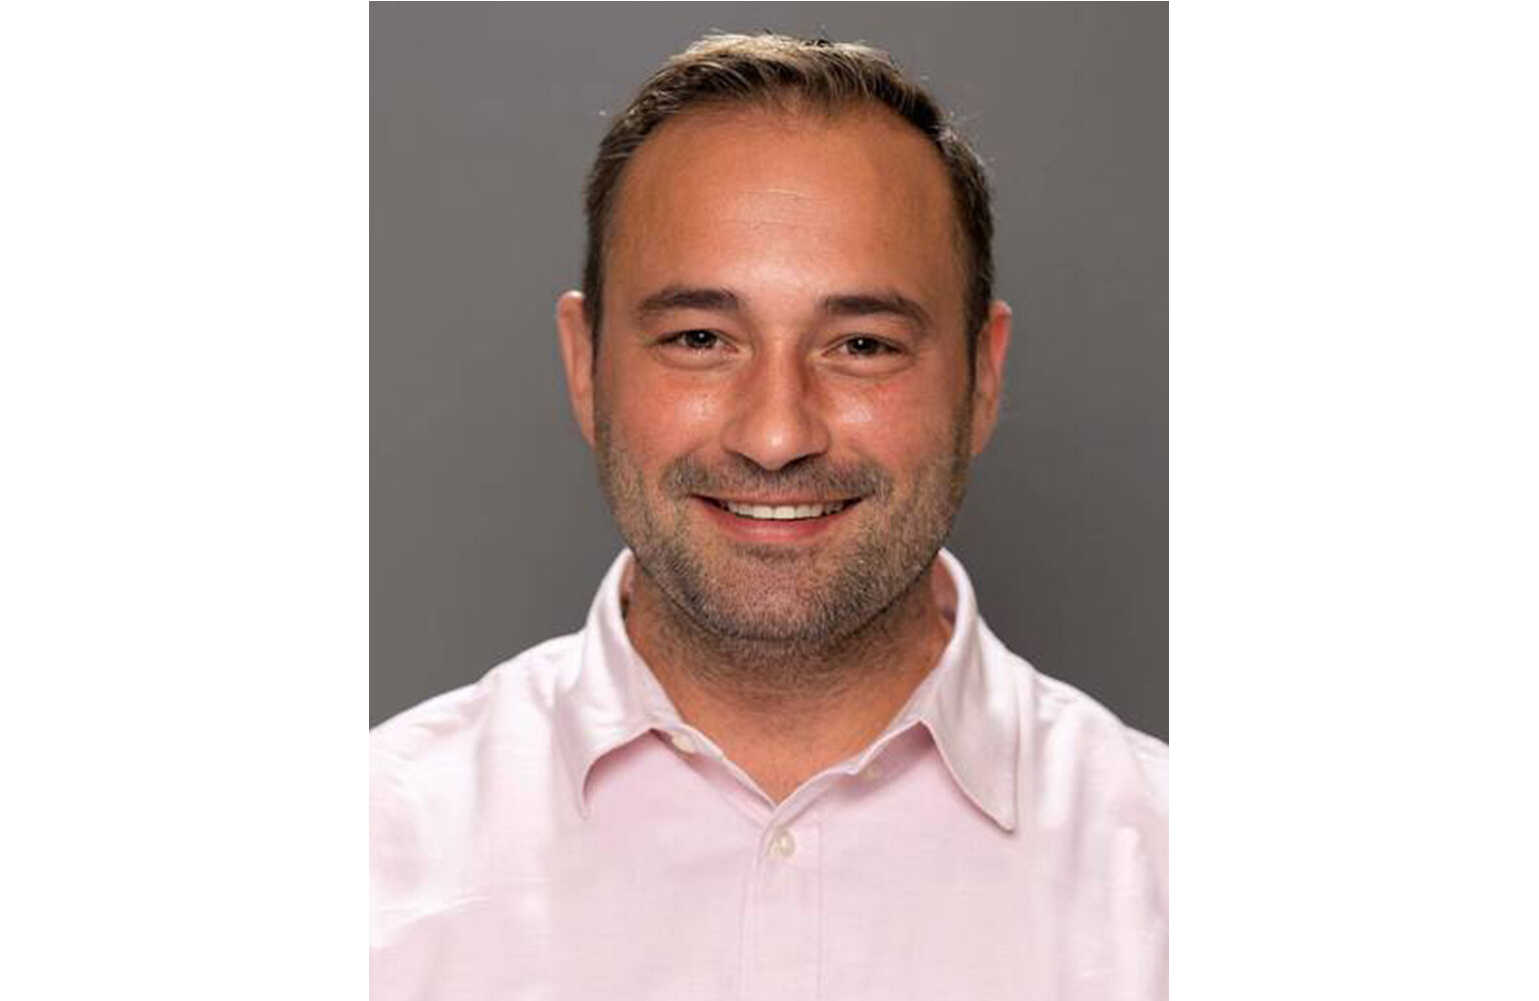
top-left (624, 558), bottom-right (955, 802)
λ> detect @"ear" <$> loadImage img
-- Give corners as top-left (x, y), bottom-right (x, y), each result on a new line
top-left (969, 300), bottom-right (1014, 456)
top-left (555, 291), bottom-right (598, 448)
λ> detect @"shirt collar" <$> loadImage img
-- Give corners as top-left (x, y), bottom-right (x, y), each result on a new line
top-left (552, 549), bottom-right (1021, 831)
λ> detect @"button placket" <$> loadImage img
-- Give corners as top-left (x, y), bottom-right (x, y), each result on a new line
top-left (742, 820), bottom-right (821, 1001)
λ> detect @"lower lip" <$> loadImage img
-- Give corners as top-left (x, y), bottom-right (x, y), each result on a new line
top-left (694, 497), bottom-right (858, 543)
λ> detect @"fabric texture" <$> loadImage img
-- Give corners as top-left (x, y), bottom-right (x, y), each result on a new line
top-left (371, 550), bottom-right (1168, 1000)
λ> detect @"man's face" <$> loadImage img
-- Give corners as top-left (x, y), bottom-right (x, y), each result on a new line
top-left (561, 105), bottom-right (1009, 645)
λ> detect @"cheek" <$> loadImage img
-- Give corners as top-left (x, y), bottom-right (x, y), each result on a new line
top-left (826, 379), bottom-right (959, 461)
top-left (827, 387), bottom-right (878, 430)
top-left (607, 375), bottom-right (727, 457)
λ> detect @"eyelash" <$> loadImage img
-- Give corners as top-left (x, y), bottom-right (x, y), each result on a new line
top-left (666, 329), bottom-right (725, 351)
top-left (838, 336), bottom-right (899, 357)
top-left (660, 331), bottom-right (901, 357)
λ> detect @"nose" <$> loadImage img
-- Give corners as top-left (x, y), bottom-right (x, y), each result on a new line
top-left (719, 352), bottom-right (831, 472)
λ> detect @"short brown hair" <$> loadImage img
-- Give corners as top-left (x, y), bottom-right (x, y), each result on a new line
top-left (581, 33), bottom-right (995, 351)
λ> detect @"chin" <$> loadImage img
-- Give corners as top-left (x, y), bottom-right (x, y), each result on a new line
top-left (686, 574), bottom-right (880, 644)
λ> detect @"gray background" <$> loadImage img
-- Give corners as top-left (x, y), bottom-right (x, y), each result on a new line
top-left (372, 3), bottom-right (1168, 741)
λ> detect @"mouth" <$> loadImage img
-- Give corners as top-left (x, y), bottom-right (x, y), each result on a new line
top-left (697, 496), bottom-right (862, 522)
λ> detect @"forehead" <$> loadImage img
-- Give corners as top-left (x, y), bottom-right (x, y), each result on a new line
top-left (606, 104), bottom-right (964, 319)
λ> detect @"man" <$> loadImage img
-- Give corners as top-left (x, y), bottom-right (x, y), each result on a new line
top-left (372, 33), bottom-right (1166, 1000)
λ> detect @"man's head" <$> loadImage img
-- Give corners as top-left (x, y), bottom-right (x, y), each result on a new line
top-left (557, 34), bottom-right (1012, 652)
top-left (580, 33), bottom-right (996, 358)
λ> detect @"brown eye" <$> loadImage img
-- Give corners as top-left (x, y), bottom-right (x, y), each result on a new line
top-left (676, 329), bottom-right (720, 350)
top-left (843, 336), bottom-right (892, 356)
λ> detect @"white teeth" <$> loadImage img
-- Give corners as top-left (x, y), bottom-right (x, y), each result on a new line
top-left (723, 500), bottom-right (847, 520)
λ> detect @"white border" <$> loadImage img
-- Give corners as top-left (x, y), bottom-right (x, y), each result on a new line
top-left (1174, 4), bottom-right (1538, 995)
top-left (2, 5), bottom-right (366, 997)
top-left (4, 3), bottom-right (1537, 997)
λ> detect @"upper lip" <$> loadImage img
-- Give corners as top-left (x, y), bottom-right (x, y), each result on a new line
top-left (698, 495), bottom-right (858, 506)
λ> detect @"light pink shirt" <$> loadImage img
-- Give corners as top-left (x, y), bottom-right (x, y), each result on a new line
top-left (371, 550), bottom-right (1167, 1000)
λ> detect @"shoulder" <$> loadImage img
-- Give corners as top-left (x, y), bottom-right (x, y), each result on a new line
top-left (1041, 666), bottom-right (1165, 780)
top-left (371, 632), bottom-right (579, 769)
top-left (988, 634), bottom-right (1168, 910)
top-left (370, 633), bottom-right (581, 923)
top-left (983, 628), bottom-right (1168, 815)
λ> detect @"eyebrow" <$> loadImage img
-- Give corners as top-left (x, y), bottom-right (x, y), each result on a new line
top-left (636, 286), bottom-right (742, 318)
top-left (820, 292), bottom-right (932, 329)
top-left (635, 285), bottom-right (932, 328)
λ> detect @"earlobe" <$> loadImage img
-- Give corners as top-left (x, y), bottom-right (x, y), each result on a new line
top-left (970, 300), bottom-right (1014, 456)
top-left (555, 291), bottom-right (598, 448)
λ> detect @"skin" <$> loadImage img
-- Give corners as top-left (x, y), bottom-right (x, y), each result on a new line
top-left (557, 103), bottom-right (1012, 802)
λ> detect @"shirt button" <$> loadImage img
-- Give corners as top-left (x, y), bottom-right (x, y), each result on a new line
top-left (669, 732), bottom-right (697, 755)
top-left (767, 827), bottom-right (796, 859)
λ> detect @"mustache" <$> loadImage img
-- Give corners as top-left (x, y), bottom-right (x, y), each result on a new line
top-left (661, 454), bottom-right (892, 501)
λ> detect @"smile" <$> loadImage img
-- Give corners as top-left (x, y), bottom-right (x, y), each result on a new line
top-left (703, 498), bottom-right (856, 521)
